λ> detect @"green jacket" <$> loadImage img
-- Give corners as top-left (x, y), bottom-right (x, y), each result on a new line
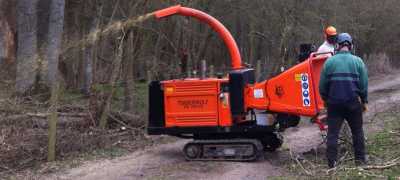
top-left (319, 51), bottom-right (368, 104)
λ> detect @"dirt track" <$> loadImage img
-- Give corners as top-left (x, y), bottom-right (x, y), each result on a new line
top-left (43, 72), bottom-right (400, 180)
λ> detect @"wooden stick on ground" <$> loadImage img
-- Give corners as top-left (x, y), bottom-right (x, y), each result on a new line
top-left (289, 149), bottom-right (313, 176)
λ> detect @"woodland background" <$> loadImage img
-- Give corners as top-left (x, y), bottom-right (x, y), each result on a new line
top-left (1, 0), bottom-right (399, 96)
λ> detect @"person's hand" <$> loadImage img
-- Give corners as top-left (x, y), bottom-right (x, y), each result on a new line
top-left (358, 97), bottom-right (368, 112)
top-left (323, 100), bottom-right (328, 109)
top-left (362, 103), bottom-right (368, 112)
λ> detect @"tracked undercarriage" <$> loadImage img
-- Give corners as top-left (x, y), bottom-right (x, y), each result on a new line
top-left (183, 139), bottom-right (263, 161)
top-left (182, 132), bottom-right (283, 161)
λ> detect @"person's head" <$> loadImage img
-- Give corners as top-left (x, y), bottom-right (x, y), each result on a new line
top-left (324, 26), bottom-right (337, 44)
top-left (336, 33), bottom-right (353, 51)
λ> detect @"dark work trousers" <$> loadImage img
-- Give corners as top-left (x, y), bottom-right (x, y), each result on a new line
top-left (326, 100), bottom-right (366, 163)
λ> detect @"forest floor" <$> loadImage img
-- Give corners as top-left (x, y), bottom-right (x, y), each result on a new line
top-left (5, 71), bottom-right (400, 180)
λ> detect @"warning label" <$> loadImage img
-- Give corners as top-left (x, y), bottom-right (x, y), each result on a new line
top-left (301, 73), bottom-right (311, 107)
top-left (253, 89), bottom-right (264, 99)
top-left (295, 74), bottom-right (302, 81)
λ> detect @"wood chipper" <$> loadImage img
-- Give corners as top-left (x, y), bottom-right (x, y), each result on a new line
top-left (147, 5), bottom-right (329, 161)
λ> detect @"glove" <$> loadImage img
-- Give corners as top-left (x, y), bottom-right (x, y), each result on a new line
top-left (324, 101), bottom-right (328, 109)
top-left (358, 97), bottom-right (368, 112)
top-left (362, 103), bottom-right (368, 113)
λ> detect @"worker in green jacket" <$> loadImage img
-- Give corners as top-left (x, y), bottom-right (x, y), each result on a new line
top-left (319, 33), bottom-right (368, 168)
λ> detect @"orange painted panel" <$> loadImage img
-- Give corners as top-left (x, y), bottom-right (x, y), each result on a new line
top-left (256, 55), bottom-right (329, 117)
top-left (163, 79), bottom-right (232, 127)
top-left (266, 61), bottom-right (316, 116)
top-left (245, 82), bottom-right (268, 110)
top-left (218, 92), bottom-right (232, 126)
top-left (309, 55), bottom-right (329, 111)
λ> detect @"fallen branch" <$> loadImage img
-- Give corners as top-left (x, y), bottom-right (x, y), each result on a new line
top-left (343, 158), bottom-right (400, 171)
top-left (326, 157), bottom-right (400, 175)
top-left (289, 150), bottom-right (313, 176)
top-left (295, 157), bottom-right (313, 176)
top-left (338, 151), bottom-right (349, 164)
top-left (114, 111), bottom-right (141, 120)
top-left (357, 168), bottom-right (386, 178)
top-left (4, 112), bottom-right (88, 121)
top-left (108, 114), bottom-right (139, 131)
top-left (362, 162), bottom-right (399, 170)
top-left (26, 112), bottom-right (88, 118)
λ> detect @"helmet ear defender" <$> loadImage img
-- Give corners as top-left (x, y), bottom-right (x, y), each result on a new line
top-left (335, 43), bottom-right (340, 51)
top-left (336, 41), bottom-right (353, 51)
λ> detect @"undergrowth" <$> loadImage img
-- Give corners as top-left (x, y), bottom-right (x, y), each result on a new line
top-left (283, 105), bottom-right (400, 179)
top-left (0, 81), bottom-right (157, 178)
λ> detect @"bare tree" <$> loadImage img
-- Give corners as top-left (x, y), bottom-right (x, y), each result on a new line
top-left (0, 0), bottom-right (16, 63)
top-left (15, 0), bottom-right (39, 94)
top-left (45, 0), bottom-right (65, 161)
top-left (122, 30), bottom-right (136, 112)
top-left (45, 0), bottom-right (65, 85)
top-left (0, 0), bottom-right (16, 80)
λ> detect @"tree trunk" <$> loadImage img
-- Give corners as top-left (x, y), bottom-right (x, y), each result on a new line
top-left (0, 0), bottom-right (16, 63)
top-left (99, 35), bottom-right (125, 129)
top-left (47, 82), bottom-right (61, 161)
top-left (16, 0), bottom-right (39, 94)
top-left (122, 30), bottom-right (136, 112)
top-left (82, 44), bottom-right (93, 94)
top-left (200, 59), bottom-right (206, 79)
top-left (82, 20), bottom-right (97, 95)
top-left (0, 20), bottom-right (3, 63)
top-left (0, 0), bottom-right (16, 81)
top-left (45, 0), bottom-right (65, 85)
top-left (255, 60), bottom-right (261, 82)
top-left (88, 2), bottom-right (103, 125)
top-left (45, 0), bottom-right (65, 162)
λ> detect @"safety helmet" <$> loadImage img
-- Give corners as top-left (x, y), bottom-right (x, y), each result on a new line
top-left (337, 33), bottom-right (353, 45)
top-left (325, 26), bottom-right (337, 36)
top-left (325, 26), bottom-right (337, 44)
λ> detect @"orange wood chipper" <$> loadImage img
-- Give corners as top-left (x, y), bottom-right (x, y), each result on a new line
top-left (148, 5), bottom-right (329, 161)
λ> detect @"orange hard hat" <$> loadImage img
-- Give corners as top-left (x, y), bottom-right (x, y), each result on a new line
top-left (325, 26), bottom-right (337, 36)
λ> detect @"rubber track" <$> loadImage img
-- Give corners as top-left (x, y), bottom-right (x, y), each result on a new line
top-left (183, 139), bottom-right (263, 161)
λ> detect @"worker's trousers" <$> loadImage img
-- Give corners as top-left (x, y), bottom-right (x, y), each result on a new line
top-left (326, 100), bottom-right (366, 164)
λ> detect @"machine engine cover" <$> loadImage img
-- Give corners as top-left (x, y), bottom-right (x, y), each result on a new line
top-left (162, 79), bottom-right (231, 127)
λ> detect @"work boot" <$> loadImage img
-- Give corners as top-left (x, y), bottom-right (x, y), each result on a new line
top-left (355, 155), bottom-right (368, 166)
top-left (328, 160), bottom-right (337, 169)
top-left (355, 159), bottom-right (367, 167)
